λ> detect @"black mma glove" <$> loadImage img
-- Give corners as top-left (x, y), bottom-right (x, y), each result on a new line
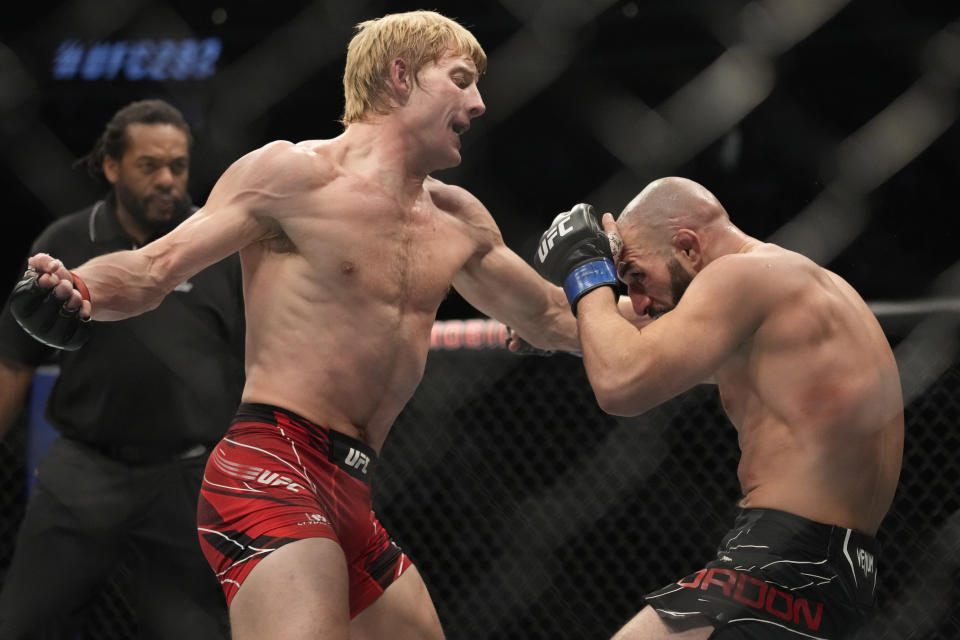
top-left (533, 203), bottom-right (618, 315)
top-left (10, 267), bottom-right (92, 351)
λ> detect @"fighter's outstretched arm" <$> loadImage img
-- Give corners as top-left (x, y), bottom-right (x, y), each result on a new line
top-left (458, 239), bottom-right (580, 353)
top-left (449, 193), bottom-right (580, 354)
top-left (13, 141), bottom-right (300, 340)
top-left (70, 201), bottom-right (264, 322)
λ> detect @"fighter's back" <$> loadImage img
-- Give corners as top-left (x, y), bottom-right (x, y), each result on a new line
top-left (714, 244), bottom-right (903, 535)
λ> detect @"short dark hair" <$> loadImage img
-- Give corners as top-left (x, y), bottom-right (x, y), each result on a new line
top-left (74, 99), bottom-right (193, 181)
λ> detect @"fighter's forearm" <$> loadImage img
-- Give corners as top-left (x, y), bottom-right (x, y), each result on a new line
top-left (577, 289), bottom-right (660, 416)
top-left (526, 286), bottom-right (581, 353)
top-left (74, 249), bottom-right (172, 321)
top-left (454, 244), bottom-right (581, 353)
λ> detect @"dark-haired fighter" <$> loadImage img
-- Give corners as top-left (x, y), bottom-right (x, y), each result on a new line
top-left (534, 178), bottom-right (903, 639)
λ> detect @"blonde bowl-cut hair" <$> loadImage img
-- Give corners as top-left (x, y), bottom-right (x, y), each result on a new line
top-left (340, 10), bottom-right (487, 126)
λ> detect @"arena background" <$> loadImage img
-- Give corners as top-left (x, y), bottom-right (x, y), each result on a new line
top-left (1, 0), bottom-right (958, 638)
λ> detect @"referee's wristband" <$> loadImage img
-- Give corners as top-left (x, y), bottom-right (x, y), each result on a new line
top-left (563, 259), bottom-right (618, 315)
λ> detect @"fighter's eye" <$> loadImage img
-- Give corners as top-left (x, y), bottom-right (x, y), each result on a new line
top-left (618, 264), bottom-right (643, 283)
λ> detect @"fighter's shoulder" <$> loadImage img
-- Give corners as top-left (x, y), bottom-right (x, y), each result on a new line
top-left (234, 139), bottom-right (338, 184)
top-left (697, 245), bottom-right (817, 307)
top-left (425, 177), bottom-right (474, 210)
top-left (704, 244), bottom-right (797, 276)
top-left (425, 178), bottom-right (492, 223)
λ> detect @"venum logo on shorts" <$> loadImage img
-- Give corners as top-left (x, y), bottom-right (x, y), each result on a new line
top-left (856, 548), bottom-right (875, 576)
top-left (678, 568), bottom-right (825, 632)
top-left (344, 447), bottom-right (370, 474)
top-left (296, 512), bottom-right (330, 527)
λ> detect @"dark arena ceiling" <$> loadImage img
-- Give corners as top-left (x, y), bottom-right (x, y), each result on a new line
top-left (2, 0), bottom-right (958, 323)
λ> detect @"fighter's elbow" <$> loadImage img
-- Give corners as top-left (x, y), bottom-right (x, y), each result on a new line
top-left (589, 375), bottom-right (643, 417)
top-left (151, 269), bottom-right (191, 310)
top-left (147, 251), bottom-right (193, 301)
top-left (596, 390), bottom-right (643, 417)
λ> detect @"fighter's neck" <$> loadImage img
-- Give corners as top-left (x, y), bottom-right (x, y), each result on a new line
top-left (701, 227), bottom-right (760, 266)
top-left (338, 122), bottom-right (436, 194)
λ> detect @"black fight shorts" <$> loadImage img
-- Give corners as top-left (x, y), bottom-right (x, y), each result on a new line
top-left (644, 508), bottom-right (880, 639)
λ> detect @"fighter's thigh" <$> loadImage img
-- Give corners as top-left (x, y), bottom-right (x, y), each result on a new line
top-left (350, 565), bottom-right (444, 640)
top-left (611, 606), bottom-right (714, 640)
top-left (229, 538), bottom-right (351, 640)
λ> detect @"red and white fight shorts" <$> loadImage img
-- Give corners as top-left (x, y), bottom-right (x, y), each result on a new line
top-left (197, 402), bottom-right (411, 617)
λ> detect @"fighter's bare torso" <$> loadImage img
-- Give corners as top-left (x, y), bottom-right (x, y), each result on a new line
top-left (228, 139), bottom-right (491, 450)
top-left (711, 244), bottom-right (903, 535)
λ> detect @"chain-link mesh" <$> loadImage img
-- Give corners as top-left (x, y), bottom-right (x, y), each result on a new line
top-left (1, 2), bottom-right (957, 638)
top-left (0, 416), bottom-right (26, 573)
top-left (373, 351), bottom-right (960, 639)
top-left (0, 412), bottom-right (139, 639)
top-left (1, 348), bottom-right (957, 639)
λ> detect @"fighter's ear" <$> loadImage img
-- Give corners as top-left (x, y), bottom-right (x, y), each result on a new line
top-left (673, 229), bottom-right (702, 269)
top-left (388, 57), bottom-right (412, 99)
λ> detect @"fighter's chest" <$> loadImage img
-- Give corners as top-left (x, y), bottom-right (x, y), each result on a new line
top-left (285, 190), bottom-right (474, 297)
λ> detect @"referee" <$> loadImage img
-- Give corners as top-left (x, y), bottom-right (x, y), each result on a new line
top-left (0, 100), bottom-right (244, 640)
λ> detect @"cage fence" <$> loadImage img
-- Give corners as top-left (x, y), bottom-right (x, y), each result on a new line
top-left (0, 303), bottom-right (957, 639)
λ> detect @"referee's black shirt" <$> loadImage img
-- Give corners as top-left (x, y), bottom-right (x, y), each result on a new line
top-left (0, 194), bottom-right (245, 452)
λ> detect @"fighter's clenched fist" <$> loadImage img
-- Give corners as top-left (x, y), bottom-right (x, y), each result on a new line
top-left (10, 254), bottom-right (92, 351)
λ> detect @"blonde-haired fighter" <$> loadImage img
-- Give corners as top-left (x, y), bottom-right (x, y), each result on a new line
top-left (11, 11), bottom-right (578, 640)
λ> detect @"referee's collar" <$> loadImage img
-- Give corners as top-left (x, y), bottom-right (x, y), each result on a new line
top-left (87, 192), bottom-right (196, 248)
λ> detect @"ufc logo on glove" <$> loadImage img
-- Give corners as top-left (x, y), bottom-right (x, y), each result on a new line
top-left (533, 204), bottom-right (618, 315)
top-left (537, 213), bottom-right (575, 262)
